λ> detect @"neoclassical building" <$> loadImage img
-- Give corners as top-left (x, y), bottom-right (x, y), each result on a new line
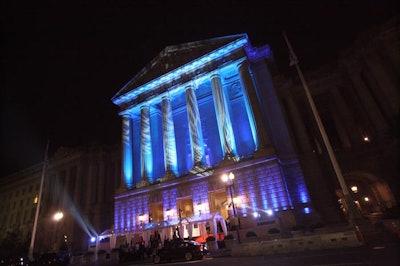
top-left (1, 15), bottom-right (398, 256)
top-left (0, 143), bottom-right (120, 255)
top-left (111, 34), bottom-right (318, 242)
top-left (111, 15), bottom-right (399, 243)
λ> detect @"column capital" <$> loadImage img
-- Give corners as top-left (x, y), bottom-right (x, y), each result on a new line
top-left (210, 73), bottom-right (221, 80)
top-left (185, 84), bottom-right (195, 90)
top-left (236, 59), bottom-right (248, 69)
top-left (140, 104), bottom-right (150, 110)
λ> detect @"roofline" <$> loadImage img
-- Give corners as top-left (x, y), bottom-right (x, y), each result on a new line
top-left (112, 34), bottom-right (250, 106)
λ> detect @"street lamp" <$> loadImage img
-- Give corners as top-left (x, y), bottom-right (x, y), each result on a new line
top-left (166, 209), bottom-right (172, 221)
top-left (283, 32), bottom-right (363, 227)
top-left (138, 214), bottom-right (145, 229)
top-left (53, 211), bottom-right (64, 251)
top-left (222, 172), bottom-right (241, 244)
top-left (197, 203), bottom-right (205, 216)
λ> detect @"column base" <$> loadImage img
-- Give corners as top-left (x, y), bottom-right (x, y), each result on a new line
top-left (220, 152), bottom-right (240, 167)
top-left (136, 178), bottom-right (150, 188)
top-left (161, 171), bottom-right (176, 182)
top-left (190, 162), bottom-right (213, 176)
top-left (227, 152), bottom-right (240, 162)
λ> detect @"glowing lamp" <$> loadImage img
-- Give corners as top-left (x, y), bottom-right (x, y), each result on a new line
top-left (197, 203), bottom-right (205, 216)
top-left (166, 209), bottom-right (172, 220)
top-left (138, 214), bottom-right (145, 221)
top-left (53, 212), bottom-right (64, 221)
top-left (229, 172), bottom-right (235, 180)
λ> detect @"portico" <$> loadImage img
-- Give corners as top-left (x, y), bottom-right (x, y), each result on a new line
top-left (111, 34), bottom-right (316, 241)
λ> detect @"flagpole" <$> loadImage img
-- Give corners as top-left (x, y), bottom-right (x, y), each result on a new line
top-left (28, 140), bottom-right (50, 261)
top-left (282, 31), bottom-right (363, 227)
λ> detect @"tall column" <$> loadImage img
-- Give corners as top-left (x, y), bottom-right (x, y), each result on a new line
top-left (363, 52), bottom-right (398, 113)
top-left (185, 85), bottom-right (207, 173)
top-left (237, 61), bottom-right (273, 157)
top-left (162, 95), bottom-right (178, 179)
top-left (286, 95), bottom-right (314, 153)
top-left (348, 69), bottom-right (387, 137)
top-left (329, 90), bottom-right (352, 149)
top-left (121, 115), bottom-right (134, 189)
top-left (237, 61), bottom-right (259, 149)
top-left (330, 88), bottom-right (359, 146)
top-left (140, 105), bottom-right (151, 186)
top-left (210, 74), bottom-right (238, 161)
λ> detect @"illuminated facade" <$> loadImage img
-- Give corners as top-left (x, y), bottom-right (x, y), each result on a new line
top-left (111, 34), bottom-right (317, 240)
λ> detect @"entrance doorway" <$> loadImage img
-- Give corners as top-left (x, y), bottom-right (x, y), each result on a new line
top-left (177, 198), bottom-right (194, 218)
top-left (149, 203), bottom-right (163, 222)
top-left (208, 190), bottom-right (229, 219)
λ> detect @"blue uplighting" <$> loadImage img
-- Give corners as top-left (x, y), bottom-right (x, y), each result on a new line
top-left (112, 34), bottom-right (313, 238)
top-left (122, 116), bottom-right (133, 189)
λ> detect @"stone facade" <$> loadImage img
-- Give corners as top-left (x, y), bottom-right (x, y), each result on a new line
top-left (0, 143), bottom-right (121, 254)
top-left (111, 34), bottom-right (317, 245)
top-left (275, 14), bottom-right (399, 223)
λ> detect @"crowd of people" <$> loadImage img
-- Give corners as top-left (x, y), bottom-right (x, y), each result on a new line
top-left (119, 228), bottom-right (184, 261)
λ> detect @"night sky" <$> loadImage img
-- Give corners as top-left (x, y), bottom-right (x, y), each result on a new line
top-left (1, 0), bottom-right (398, 177)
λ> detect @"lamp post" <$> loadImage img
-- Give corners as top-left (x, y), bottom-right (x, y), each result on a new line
top-left (53, 211), bottom-right (63, 251)
top-left (222, 172), bottom-right (241, 244)
top-left (197, 203), bottom-right (205, 216)
top-left (138, 214), bottom-right (145, 229)
top-left (166, 209), bottom-right (172, 221)
top-left (283, 32), bottom-right (363, 227)
top-left (28, 141), bottom-right (49, 261)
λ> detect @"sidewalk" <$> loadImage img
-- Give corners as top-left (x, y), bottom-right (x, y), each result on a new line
top-left (71, 220), bottom-right (399, 266)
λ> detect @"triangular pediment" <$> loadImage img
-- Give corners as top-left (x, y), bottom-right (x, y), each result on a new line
top-left (113, 34), bottom-right (248, 100)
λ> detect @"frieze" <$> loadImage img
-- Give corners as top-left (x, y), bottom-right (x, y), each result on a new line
top-left (118, 51), bottom-right (246, 112)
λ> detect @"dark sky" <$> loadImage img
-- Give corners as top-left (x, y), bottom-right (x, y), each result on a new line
top-left (1, 0), bottom-right (398, 177)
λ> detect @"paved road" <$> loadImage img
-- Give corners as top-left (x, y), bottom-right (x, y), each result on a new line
top-left (120, 243), bottom-right (398, 266)
top-left (111, 240), bottom-right (398, 266)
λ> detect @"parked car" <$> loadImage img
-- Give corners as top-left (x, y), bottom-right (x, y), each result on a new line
top-left (153, 240), bottom-right (204, 263)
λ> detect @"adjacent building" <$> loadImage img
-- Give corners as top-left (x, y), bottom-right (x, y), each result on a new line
top-left (275, 15), bottom-right (399, 222)
top-left (0, 143), bottom-right (120, 254)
